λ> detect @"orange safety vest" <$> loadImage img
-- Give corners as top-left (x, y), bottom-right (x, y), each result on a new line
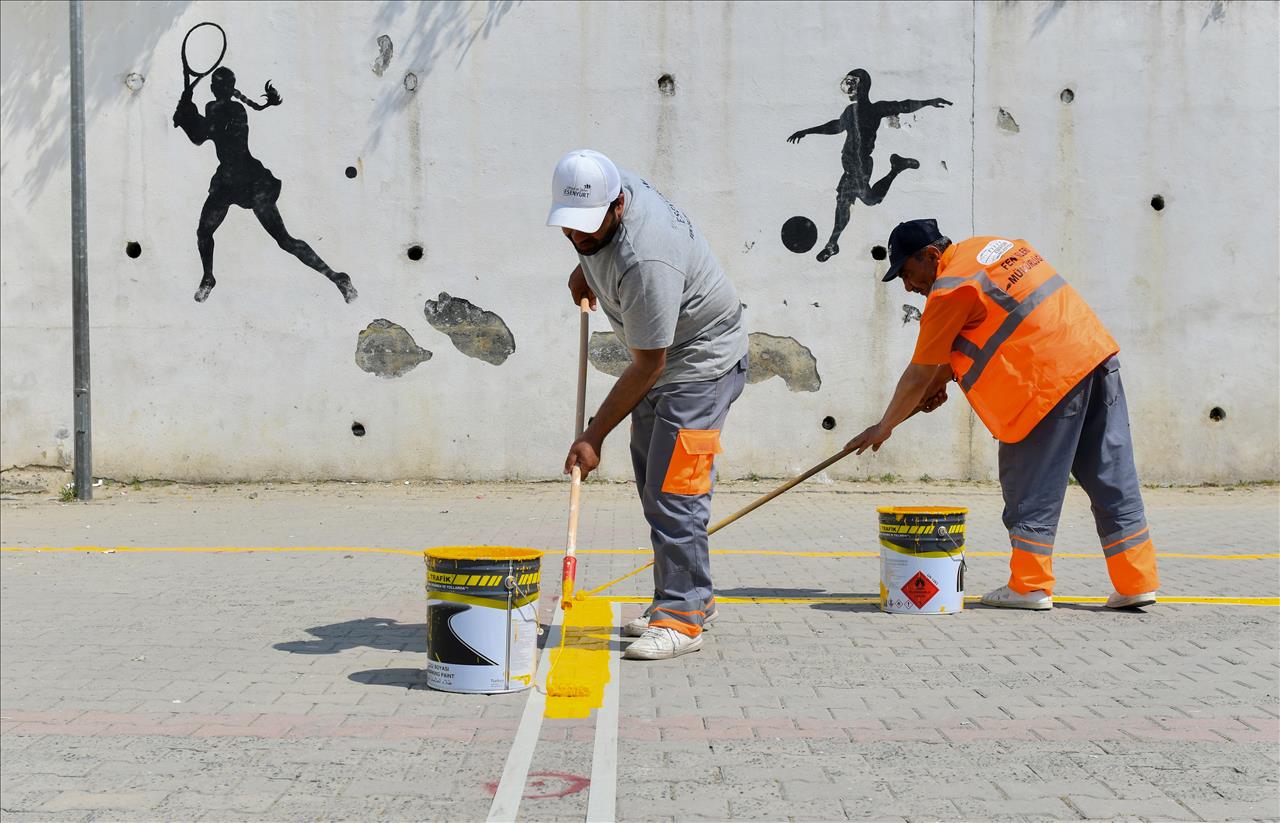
top-left (930, 237), bottom-right (1119, 443)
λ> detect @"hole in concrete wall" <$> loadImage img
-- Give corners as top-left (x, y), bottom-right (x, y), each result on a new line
top-left (345, 166), bottom-right (358, 179)
top-left (871, 245), bottom-right (887, 261)
top-left (125, 72), bottom-right (145, 93)
top-left (407, 245), bottom-right (424, 261)
top-left (1150, 194), bottom-right (1165, 211)
top-left (821, 416), bottom-right (837, 430)
top-left (657, 74), bottom-right (676, 96)
top-left (1209, 407), bottom-right (1226, 422)
top-left (351, 422), bottom-right (366, 437)
top-left (404, 72), bottom-right (418, 92)
top-left (125, 241), bottom-right (142, 258)
top-left (1060, 88), bottom-right (1074, 104)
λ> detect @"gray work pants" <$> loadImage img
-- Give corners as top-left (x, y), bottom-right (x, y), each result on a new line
top-left (630, 354), bottom-right (748, 635)
top-left (997, 355), bottom-right (1160, 596)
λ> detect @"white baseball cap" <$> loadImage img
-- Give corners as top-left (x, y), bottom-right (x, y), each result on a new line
top-left (546, 149), bottom-right (622, 233)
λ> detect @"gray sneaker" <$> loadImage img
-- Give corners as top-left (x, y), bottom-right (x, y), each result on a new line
top-left (980, 585), bottom-right (1052, 610)
top-left (623, 626), bottom-right (703, 660)
top-left (622, 606), bottom-right (718, 637)
top-left (1106, 591), bottom-right (1157, 609)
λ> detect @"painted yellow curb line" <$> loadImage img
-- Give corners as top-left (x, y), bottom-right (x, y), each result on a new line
top-left (594, 595), bottom-right (1280, 608)
top-left (2, 546), bottom-right (1276, 560)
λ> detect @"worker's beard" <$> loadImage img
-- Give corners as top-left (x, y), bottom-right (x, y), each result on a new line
top-left (573, 219), bottom-right (620, 256)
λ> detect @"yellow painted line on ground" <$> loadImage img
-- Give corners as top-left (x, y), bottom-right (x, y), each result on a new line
top-left (543, 597), bottom-right (614, 719)
top-left (596, 595), bottom-right (1280, 608)
top-left (2, 545), bottom-right (1276, 561)
top-left (0, 545), bottom-right (421, 556)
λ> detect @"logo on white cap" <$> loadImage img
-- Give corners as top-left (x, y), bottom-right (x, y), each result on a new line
top-left (546, 149), bottom-right (622, 233)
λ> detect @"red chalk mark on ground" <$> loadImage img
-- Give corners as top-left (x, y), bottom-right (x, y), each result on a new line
top-left (486, 771), bottom-right (590, 800)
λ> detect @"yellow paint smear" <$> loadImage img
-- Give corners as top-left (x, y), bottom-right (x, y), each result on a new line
top-left (544, 596), bottom-right (613, 719)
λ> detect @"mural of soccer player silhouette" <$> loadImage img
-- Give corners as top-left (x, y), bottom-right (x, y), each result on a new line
top-left (787, 69), bottom-right (951, 262)
top-left (173, 47), bottom-right (357, 303)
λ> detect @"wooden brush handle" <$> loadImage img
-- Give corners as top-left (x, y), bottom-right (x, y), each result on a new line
top-left (708, 446), bottom-right (855, 535)
top-left (575, 298), bottom-right (590, 438)
top-left (566, 464), bottom-right (582, 556)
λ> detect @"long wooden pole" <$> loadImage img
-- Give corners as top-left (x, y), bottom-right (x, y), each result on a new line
top-left (707, 446), bottom-right (855, 536)
top-left (561, 298), bottom-right (592, 609)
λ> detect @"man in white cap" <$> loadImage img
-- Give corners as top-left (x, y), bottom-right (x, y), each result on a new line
top-left (547, 149), bottom-right (748, 660)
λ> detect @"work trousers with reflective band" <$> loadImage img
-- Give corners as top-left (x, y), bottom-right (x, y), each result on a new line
top-left (630, 355), bottom-right (747, 637)
top-left (998, 356), bottom-right (1159, 596)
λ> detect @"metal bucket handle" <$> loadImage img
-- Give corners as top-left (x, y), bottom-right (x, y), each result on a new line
top-left (935, 524), bottom-right (967, 593)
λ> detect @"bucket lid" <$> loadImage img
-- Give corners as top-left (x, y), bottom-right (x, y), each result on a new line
top-left (425, 545), bottom-right (544, 561)
top-left (877, 506), bottom-right (968, 516)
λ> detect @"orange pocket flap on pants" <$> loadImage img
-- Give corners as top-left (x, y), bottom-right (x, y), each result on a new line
top-left (662, 429), bottom-right (723, 496)
top-left (677, 429), bottom-right (724, 456)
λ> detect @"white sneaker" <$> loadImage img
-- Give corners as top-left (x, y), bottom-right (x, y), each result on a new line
top-left (623, 627), bottom-right (703, 660)
top-left (622, 606), bottom-right (718, 638)
top-left (980, 585), bottom-right (1053, 610)
top-left (1106, 591), bottom-right (1157, 609)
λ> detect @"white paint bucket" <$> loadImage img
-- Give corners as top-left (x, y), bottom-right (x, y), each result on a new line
top-left (423, 546), bottom-right (542, 694)
top-left (877, 507), bottom-right (966, 615)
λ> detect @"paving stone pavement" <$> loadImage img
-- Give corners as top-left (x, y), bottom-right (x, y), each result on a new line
top-left (1, 480), bottom-right (1277, 822)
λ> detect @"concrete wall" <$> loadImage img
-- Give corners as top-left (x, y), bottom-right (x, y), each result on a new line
top-left (2, 0), bottom-right (1276, 484)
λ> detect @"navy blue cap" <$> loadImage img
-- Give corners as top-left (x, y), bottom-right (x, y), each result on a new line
top-left (883, 219), bottom-right (942, 281)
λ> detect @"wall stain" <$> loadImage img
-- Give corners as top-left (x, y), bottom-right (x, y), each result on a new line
top-left (355, 319), bottom-right (432, 378)
top-left (587, 332), bottom-right (630, 377)
top-left (424, 293), bottom-right (516, 365)
top-left (372, 35), bottom-right (394, 76)
top-left (1201, 0), bottom-right (1226, 29)
top-left (901, 304), bottom-right (922, 324)
top-left (747, 332), bottom-right (821, 392)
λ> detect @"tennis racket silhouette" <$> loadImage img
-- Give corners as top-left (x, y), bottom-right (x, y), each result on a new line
top-left (180, 22), bottom-right (226, 91)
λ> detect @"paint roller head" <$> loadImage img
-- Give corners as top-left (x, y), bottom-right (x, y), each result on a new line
top-left (560, 554), bottom-right (577, 610)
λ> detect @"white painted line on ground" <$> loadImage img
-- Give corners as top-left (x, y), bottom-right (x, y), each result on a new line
top-left (585, 602), bottom-right (622, 823)
top-left (486, 604), bottom-right (562, 823)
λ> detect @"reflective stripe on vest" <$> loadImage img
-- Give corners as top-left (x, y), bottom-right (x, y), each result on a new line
top-left (955, 275), bottom-right (1065, 392)
top-left (931, 237), bottom-right (1118, 443)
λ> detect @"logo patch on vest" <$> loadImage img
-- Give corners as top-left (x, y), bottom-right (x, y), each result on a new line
top-left (976, 239), bottom-right (1015, 265)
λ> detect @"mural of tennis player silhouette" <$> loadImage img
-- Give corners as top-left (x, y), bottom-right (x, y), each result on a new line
top-left (787, 69), bottom-right (951, 262)
top-left (173, 61), bottom-right (357, 304)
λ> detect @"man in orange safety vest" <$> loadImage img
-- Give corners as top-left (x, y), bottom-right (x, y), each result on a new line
top-left (847, 219), bottom-right (1159, 610)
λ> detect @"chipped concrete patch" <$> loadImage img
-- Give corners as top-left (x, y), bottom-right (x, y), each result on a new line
top-left (997, 107), bottom-right (1020, 133)
top-left (587, 332), bottom-right (630, 377)
top-left (355, 319), bottom-right (432, 378)
top-left (371, 35), bottom-right (393, 76)
top-left (747, 332), bottom-right (821, 392)
top-left (902, 304), bottom-right (922, 324)
top-left (423, 293), bottom-right (516, 366)
top-left (589, 331), bottom-right (821, 391)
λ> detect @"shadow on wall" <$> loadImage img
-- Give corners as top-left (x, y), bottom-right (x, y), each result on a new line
top-left (363, 0), bottom-right (521, 153)
top-left (0, 0), bottom-right (193, 203)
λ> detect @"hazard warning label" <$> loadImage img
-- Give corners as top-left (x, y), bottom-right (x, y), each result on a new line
top-left (901, 571), bottom-right (939, 609)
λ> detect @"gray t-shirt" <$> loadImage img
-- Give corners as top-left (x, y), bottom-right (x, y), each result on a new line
top-left (578, 170), bottom-right (747, 387)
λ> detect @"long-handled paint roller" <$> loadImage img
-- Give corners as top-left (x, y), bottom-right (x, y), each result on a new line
top-left (546, 298), bottom-right (594, 700)
top-left (560, 297), bottom-right (592, 611)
